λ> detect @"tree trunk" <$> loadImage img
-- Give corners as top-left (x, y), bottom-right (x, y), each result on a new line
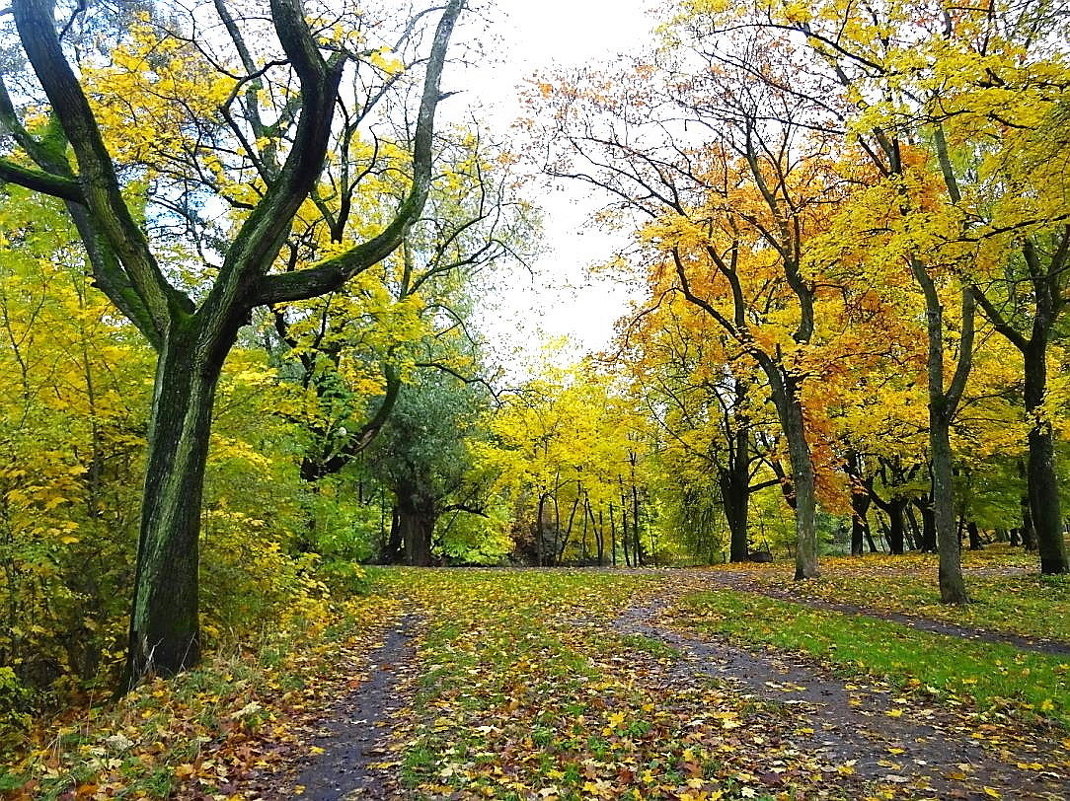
top-left (609, 503), bottom-right (618, 567)
top-left (536, 492), bottom-right (549, 567)
top-left (905, 505), bottom-right (922, 550)
top-left (967, 521), bottom-right (983, 551)
top-left (767, 368), bottom-right (818, 579)
top-left (850, 517), bottom-right (864, 557)
top-left (932, 417), bottom-right (968, 602)
top-left (631, 481), bottom-right (644, 566)
top-left (580, 491), bottom-right (590, 563)
top-left (379, 506), bottom-right (404, 564)
top-left (595, 508), bottom-right (605, 566)
top-left (1023, 344), bottom-right (1069, 573)
top-left (126, 333), bottom-right (223, 683)
top-left (846, 452), bottom-right (870, 557)
top-left (397, 495), bottom-right (435, 567)
top-left (917, 500), bottom-right (936, 552)
top-left (558, 494), bottom-right (581, 564)
top-left (887, 499), bottom-right (907, 555)
top-left (1020, 497), bottom-right (1037, 551)
top-left (911, 263), bottom-right (970, 602)
top-left (720, 464), bottom-right (750, 563)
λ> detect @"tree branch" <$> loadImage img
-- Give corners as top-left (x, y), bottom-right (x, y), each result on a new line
top-left (252, 0), bottom-right (466, 306)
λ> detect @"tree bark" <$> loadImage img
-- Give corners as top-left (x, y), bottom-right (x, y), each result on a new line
top-left (535, 492), bottom-right (549, 567)
top-left (631, 480), bottom-right (645, 567)
top-left (380, 507), bottom-right (404, 564)
top-left (397, 494), bottom-right (435, 567)
top-left (9, 0), bottom-right (467, 691)
top-left (911, 265), bottom-right (971, 603)
top-left (846, 452), bottom-right (870, 557)
top-left (917, 501), bottom-right (937, 552)
top-left (125, 327), bottom-right (227, 682)
top-left (886, 499), bottom-right (907, 555)
top-left (1023, 343), bottom-right (1069, 573)
top-left (766, 368), bottom-right (818, 579)
top-left (721, 463), bottom-right (750, 563)
top-left (1020, 497), bottom-right (1037, 551)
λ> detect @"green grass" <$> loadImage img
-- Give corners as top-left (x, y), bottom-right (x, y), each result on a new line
top-left (678, 588), bottom-right (1070, 728)
top-left (727, 547), bottom-right (1070, 642)
top-left (615, 632), bottom-right (681, 658)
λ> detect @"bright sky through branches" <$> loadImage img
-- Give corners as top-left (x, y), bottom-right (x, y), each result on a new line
top-left (447, 0), bottom-right (657, 373)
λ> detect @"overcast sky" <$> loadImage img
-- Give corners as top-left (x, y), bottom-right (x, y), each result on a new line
top-left (445, 0), bottom-right (660, 375)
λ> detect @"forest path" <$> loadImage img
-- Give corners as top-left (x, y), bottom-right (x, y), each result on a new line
top-left (616, 572), bottom-right (1070, 800)
top-left (686, 566), bottom-right (1070, 656)
top-left (283, 614), bottom-right (420, 801)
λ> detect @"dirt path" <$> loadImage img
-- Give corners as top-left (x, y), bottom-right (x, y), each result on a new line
top-left (669, 567), bottom-right (1070, 656)
top-left (286, 615), bottom-right (418, 801)
top-left (617, 576), bottom-right (1070, 800)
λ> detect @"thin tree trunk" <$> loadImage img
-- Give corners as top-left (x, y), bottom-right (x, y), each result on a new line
top-left (580, 491), bottom-right (589, 563)
top-left (912, 265), bottom-right (972, 602)
top-left (609, 503), bottom-right (618, 567)
top-left (917, 501), bottom-right (937, 552)
top-left (766, 367), bottom-right (817, 579)
top-left (595, 507), bottom-right (605, 566)
top-left (558, 493), bottom-right (581, 564)
top-left (536, 492), bottom-right (548, 567)
top-left (380, 506), bottom-right (403, 564)
top-left (1023, 343), bottom-right (1069, 573)
top-left (631, 480), bottom-right (644, 567)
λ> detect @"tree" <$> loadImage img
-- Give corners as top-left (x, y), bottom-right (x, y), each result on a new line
top-left (371, 371), bottom-right (493, 566)
top-left (770, 0), bottom-right (1070, 579)
top-left (619, 291), bottom-right (781, 562)
top-left (533, 31), bottom-right (877, 577)
top-left (269, 127), bottom-right (534, 491)
top-left (1, 0), bottom-right (465, 683)
top-left (487, 362), bottom-right (650, 567)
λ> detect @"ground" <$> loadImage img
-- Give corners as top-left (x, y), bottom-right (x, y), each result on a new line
top-left (4, 550), bottom-right (1069, 800)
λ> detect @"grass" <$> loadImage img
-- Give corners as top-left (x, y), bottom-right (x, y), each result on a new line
top-left (676, 588), bottom-right (1070, 728)
top-left (381, 569), bottom-right (880, 800)
top-left (7, 564), bottom-right (1067, 799)
top-left (717, 546), bottom-right (1070, 642)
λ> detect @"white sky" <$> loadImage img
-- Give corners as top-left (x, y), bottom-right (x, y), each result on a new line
top-left (444, 0), bottom-right (660, 376)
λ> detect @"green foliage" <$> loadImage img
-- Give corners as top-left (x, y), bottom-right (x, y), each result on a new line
top-left (438, 502), bottom-right (514, 564)
top-left (0, 667), bottom-right (31, 751)
top-left (313, 559), bottom-right (372, 598)
top-left (0, 188), bottom-right (374, 716)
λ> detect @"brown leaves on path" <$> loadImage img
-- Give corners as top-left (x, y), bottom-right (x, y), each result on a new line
top-left (624, 572), bottom-right (1070, 800)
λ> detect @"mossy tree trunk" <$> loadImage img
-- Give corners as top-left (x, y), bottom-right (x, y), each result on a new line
top-left (6, 0), bottom-right (466, 688)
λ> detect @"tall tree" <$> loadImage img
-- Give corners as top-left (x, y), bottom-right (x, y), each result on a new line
top-left (1, 0), bottom-right (465, 683)
top-left (371, 371), bottom-right (493, 566)
top-left (768, 0), bottom-right (1070, 579)
top-left (534, 31), bottom-right (865, 578)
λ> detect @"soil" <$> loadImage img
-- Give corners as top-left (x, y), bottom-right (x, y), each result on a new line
top-left (286, 615), bottom-right (418, 800)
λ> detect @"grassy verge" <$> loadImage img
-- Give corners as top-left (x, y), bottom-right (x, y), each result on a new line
top-left (716, 547), bottom-right (1070, 643)
top-left (676, 589), bottom-right (1070, 729)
